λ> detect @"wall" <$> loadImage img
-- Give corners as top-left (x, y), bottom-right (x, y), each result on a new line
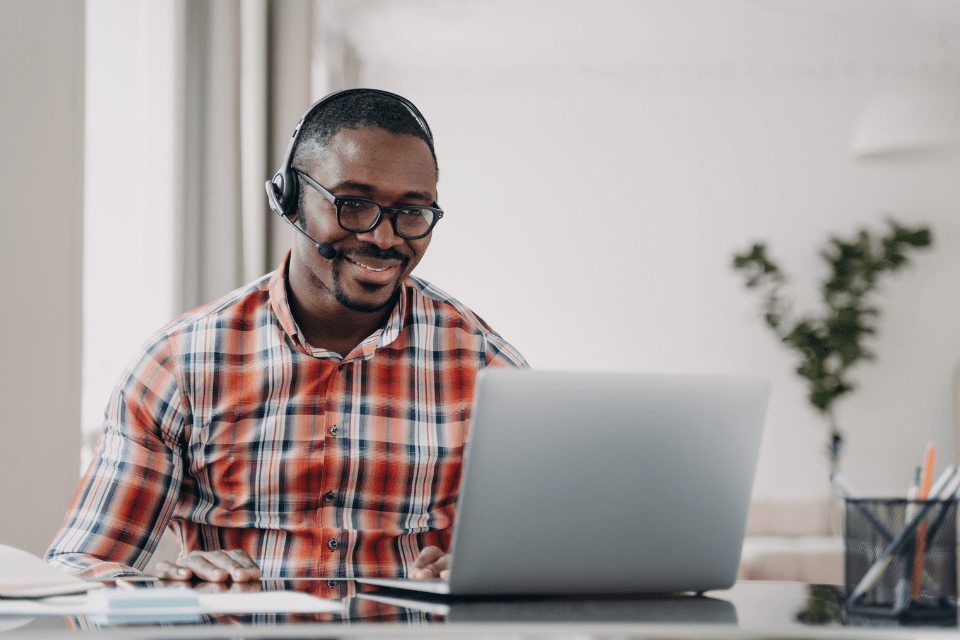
top-left (353, 1), bottom-right (960, 499)
top-left (83, 0), bottom-right (180, 467)
top-left (0, 0), bottom-right (85, 556)
top-left (413, 88), bottom-right (960, 499)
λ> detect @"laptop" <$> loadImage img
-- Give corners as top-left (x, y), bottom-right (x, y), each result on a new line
top-left (358, 369), bottom-right (770, 596)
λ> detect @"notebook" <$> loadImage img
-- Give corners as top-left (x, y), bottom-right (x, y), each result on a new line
top-left (358, 370), bottom-right (770, 596)
top-left (0, 545), bottom-right (104, 598)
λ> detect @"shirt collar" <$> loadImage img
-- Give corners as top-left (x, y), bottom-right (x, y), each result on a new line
top-left (268, 250), bottom-right (408, 361)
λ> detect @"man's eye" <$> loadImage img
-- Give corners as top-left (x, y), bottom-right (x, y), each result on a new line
top-left (398, 208), bottom-right (425, 218)
top-left (340, 199), bottom-right (367, 210)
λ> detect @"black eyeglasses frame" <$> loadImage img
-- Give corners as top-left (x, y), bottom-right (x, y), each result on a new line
top-left (296, 170), bottom-right (443, 240)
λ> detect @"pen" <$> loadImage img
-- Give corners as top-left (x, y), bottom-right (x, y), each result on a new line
top-left (848, 466), bottom-right (960, 604)
top-left (921, 493), bottom-right (958, 550)
top-left (894, 466), bottom-right (928, 613)
top-left (905, 466), bottom-right (921, 521)
top-left (893, 467), bottom-right (957, 610)
top-left (830, 472), bottom-right (858, 499)
top-left (896, 466), bottom-right (924, 612)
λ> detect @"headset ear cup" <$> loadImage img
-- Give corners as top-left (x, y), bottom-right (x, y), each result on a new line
top-left (273, 170), bottom-right (299, 217)
top-left (282, 169), bottom-right (298, 216)
top-left (265, 175), bottom-right (283, 216)
top-left (265, 170), bottom-right (299, 220)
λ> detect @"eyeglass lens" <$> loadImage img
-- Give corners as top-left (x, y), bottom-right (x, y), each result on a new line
top-left (338, 200), bottom-right (438, 239)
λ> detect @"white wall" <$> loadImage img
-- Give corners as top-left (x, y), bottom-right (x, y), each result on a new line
top-left (0, 0), bottom-right (84, 556)
top-left (82, 0), bottom-right (180, 467)
top-left (414, 89), bottom-right (960, 499)
top-left (354, 1), bottom-right (960, 499)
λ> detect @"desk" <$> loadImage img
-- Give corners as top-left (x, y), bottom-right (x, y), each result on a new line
top-left (2, 581), bottom-right (957, 639)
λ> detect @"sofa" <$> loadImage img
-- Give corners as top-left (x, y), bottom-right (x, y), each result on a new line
top-left (738, 497), bottom-right (844, 584)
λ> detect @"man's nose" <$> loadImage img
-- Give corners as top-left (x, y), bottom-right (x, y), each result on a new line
top-left (357, 213), bottom-right (403, 249)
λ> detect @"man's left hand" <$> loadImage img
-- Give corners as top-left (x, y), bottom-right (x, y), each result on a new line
top-left (411, 546), bottom-right (449, 580)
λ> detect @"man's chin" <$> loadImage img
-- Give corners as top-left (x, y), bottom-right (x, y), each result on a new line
top-left (333, 282), bottom-right (402, 314)
top-left (329, 258), bottom-right (408, 314)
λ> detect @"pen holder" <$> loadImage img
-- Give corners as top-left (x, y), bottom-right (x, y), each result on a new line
top-left (844, 498), bottom-right (958, 623)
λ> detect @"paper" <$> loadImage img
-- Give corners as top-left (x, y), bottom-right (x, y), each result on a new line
top-left (0, 545), bottom-right (102, 598)
top-left (199, 591), bottom-right (343, 614)
top-left (0, 589), bottom-right (343, 617)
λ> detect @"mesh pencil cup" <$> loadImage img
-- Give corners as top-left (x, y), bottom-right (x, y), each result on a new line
top-left (844, 498), bottom-right (957, 623)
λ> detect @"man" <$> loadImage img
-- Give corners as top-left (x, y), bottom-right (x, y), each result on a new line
top-left (46, 89), bottom-right (527, 584)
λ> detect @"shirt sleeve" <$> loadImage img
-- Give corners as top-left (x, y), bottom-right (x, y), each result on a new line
top-left (46, 333), bottom-right (187, 578)
top-left (483, 332), bottom-right (530, 369)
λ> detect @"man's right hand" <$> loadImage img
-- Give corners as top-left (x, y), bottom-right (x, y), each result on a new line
top-left (154, 550), bottom-right (261, 582)
top-left (410, 546), bottom-right (450, 580)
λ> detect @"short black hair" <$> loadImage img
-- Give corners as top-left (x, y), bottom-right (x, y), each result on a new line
top-left (292, 90), bottom-right (438, 175)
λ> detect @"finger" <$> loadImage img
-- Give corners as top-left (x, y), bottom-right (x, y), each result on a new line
top-left (412, 546), bottom-right (445, 569)
top-left (197, 550), bottom-right (260, 582)
top-left (181, 550), bottom-right (260, 582)
top-left (411, 552), bottom-right (450, 580)
top-left (410, 561), bottom-right (447, 579)
top-left (223, 550), bottom-right (261, 581)
top-left (153, 560), bottom-right (193, 581)
top-left (181, 552), bottom-right (237, 582)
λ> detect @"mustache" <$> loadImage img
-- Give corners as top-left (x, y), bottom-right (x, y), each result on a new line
top-left (339, 244), bottom-right (409, 264)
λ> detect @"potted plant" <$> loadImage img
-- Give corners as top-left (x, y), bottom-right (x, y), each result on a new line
top-left (732, 219), bottom-right (933, 474)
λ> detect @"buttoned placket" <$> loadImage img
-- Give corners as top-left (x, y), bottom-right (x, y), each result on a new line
top-left (274, 270), bottom-right (408, 576)
top-left (318, 357), bottom-right (351, 572)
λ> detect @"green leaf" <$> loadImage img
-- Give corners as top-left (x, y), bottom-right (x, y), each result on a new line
top-left (731, 217), bottom-right (934, 426)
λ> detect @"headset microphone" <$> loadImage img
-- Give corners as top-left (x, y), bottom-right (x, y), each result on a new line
top-left (268, 194), bottom-right (339, 259)
top-left (316, 242), bottom-right (337, 259)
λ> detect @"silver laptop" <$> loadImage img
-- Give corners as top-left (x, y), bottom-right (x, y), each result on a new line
top-left (359, 369), bottom-right (769, 596)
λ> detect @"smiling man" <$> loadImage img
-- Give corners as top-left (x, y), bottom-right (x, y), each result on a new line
top-left (46, 89), bottom-right (527, 586)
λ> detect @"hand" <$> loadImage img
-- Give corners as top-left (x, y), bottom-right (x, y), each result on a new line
top-left (411, 546), bottom-right (450, 580)
top-left (154, 550), bottom-right (261, 583)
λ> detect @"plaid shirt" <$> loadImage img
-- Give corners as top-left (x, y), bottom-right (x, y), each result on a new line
top-left (47, 253), bottom-right (527, 579)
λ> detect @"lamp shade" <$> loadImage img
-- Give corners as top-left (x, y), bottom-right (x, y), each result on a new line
top-left (850, 81), bottom-right (960, 159)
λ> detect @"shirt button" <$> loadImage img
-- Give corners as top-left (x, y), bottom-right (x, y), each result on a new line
top-left (329, 425), bottom-right (339, 436)
top-left (327, 580), bottom-right (338, 588)
top-left (324, 491), bottom-right (335, 502)
top-left (327, 538), bottom-right (339, 550)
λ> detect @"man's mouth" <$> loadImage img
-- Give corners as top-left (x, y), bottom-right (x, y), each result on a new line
top-left (344, 255), bottom-right (401, 274)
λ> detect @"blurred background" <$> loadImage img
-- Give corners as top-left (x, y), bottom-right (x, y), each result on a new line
top-left (2, 0), bottom-right (960, 560)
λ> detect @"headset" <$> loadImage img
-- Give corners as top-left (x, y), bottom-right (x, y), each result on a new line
top-left (264, 88), bottom-right (434, 222)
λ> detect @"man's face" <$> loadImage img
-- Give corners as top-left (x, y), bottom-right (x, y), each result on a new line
top-left (292, 127), bottom-right (437, 314)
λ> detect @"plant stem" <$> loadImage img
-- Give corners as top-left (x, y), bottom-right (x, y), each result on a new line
top-left (826, 409), bottom-right (842, 476)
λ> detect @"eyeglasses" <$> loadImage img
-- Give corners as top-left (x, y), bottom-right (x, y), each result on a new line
top-left (296, 170), bottom-right (443, 240)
